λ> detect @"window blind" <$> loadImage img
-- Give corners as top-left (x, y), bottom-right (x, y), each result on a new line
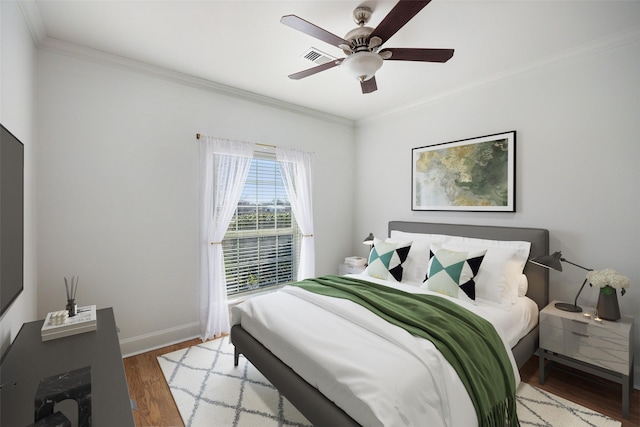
top-left (223, 155), bottom-right (299, 294)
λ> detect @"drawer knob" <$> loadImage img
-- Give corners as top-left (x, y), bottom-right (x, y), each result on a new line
top-left (571, 331), bottom-right (589, 338)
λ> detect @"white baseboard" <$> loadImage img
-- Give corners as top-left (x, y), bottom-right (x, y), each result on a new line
top-left (119, 290), bottom-right (276, 358)
top-left (119, 321), bottom-right (200, 358)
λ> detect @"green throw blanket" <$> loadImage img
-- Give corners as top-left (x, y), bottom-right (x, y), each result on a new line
top-left (292, 275), bottom-right (519, 427)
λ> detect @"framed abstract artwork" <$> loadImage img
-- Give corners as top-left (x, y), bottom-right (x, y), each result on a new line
top-left (412, 131), bottom-right (516, 212)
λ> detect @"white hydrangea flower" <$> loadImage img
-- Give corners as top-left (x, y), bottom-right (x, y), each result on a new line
top-left (586, 268), bottom-right (630, 296)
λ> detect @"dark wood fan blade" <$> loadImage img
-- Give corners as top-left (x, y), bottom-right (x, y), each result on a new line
top-left (288, 60), bottom-right (342, 80)
top-left (361, 76), bottom-right (378, 94)
top-left (370, 0), bottom-right (432, 44)
top-left (281, 15), bottom-right (348, 48)
top-left (382, 48), bottom-right (454, 62)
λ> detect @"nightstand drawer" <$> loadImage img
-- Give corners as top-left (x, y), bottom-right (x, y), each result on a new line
top-left (540, 324), bottom-right (631, 374)
top-left (540, 307), bottom-right (633, 375)
top-left (540, 314), bottom-right (610, 342)
top-left (339, 263), bottom-right (366, 275)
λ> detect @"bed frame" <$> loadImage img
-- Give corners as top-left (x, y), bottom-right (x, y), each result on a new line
top-left (231, 221), bottom-right (549, 426)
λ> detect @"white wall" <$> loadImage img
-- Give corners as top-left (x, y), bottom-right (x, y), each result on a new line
top-left (36, 49), bottom-right (355, 355)
top-left (0, 1), bottom-right (38, 357)
top-left (353, 35), bottom-right (640, 385)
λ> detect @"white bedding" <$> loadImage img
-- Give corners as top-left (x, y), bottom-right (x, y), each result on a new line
top-left (231, 275), bottom-right (537, 427)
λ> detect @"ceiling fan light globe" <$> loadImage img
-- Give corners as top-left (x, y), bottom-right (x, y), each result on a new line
top-left (341, 51), bottom-right (383, 82)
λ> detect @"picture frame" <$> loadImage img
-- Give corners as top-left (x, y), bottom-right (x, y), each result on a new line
top-left (412, 131), bottom-right (516, 212)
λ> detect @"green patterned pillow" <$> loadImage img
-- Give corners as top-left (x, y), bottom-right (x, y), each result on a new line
top-left (364, 238), bottom-right (412, 282)
top-left (425, 245), bottom-right (487, 300)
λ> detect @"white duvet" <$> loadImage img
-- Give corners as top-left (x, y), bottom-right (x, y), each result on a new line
top-left (231, 275), bottom-right (535, 427)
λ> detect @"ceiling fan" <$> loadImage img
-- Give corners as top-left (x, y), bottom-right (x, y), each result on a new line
top-left (281, 0), bottom-right (454, 94)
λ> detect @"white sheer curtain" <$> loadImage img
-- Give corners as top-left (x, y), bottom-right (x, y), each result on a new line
top-left (276, 147), bottom-right (315, 280)
top-left (199, 137), bottom-right (255, 340)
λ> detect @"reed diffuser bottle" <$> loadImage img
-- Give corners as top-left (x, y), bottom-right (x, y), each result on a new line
top-left (65, 276), bottom-right (79, 317)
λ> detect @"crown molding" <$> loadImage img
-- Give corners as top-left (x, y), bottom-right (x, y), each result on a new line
top-left (40, 38), bottom-right (354, 128)
top-left (18, 0), bottom-right (46, 46)
top-left (358, 25), bottom-right (640, 125)
top-left (17, 1), bottom-right (353, 128)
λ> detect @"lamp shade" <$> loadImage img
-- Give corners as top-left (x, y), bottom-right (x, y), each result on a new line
top-left (529, 251), bottom-right (563, 272)
top-left (529, 251), bottom-right (593, 313)
top-left (362, 233), bottom-right (374, 245)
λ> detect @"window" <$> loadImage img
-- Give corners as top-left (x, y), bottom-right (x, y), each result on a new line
top-left (223, 153), bottom-right (299, 295)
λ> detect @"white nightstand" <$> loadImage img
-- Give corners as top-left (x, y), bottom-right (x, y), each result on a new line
top-left (538, 300), bottom-right (635, 418)
top-left (338, 263), bottom-right (366, 275)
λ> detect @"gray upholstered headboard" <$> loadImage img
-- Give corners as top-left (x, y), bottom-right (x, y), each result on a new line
top-left (388, 221), bottom-right (549, 310)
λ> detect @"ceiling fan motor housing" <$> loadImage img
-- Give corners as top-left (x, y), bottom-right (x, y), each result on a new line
top-left (343, 26), bottom-right (377, 54)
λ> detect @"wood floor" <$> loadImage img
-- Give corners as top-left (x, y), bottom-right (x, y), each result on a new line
top-left (124, 339), bottom-right (639, 427)
top-left (124, 338), bottom-right (201, 427)
top-left (519, 358), bottom-right (639, 427)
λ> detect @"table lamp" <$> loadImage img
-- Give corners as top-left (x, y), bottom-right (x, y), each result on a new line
top-left (529, 251), bottom-right (593, 312)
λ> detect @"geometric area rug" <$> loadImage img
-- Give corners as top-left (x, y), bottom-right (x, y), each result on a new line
top-left (515, 382), bottom-right (620, 427)
top-left (157, 337), bottom-right (312, 427)
top-left (158, 337), bottom-right (621, 427)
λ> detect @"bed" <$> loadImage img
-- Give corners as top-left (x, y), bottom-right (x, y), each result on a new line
top-left (230, 221), bottom-right (549, 426)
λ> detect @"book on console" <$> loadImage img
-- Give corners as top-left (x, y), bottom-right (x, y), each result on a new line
top-left (41, 305), bottom-right (97, 341)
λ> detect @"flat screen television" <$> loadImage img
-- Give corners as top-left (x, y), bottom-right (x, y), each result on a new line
top-left (0, 124), bottom-right (24, 316)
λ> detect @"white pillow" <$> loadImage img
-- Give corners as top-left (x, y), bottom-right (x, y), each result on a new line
top-left (517, 274), bottom-right (528, 297)
top-left (441, 237), bottom-right (531, 307)
top-left (388, 231), bottom-right (531, 305)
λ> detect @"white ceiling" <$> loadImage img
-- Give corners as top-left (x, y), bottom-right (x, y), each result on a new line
top-left (24, 0), bottom-right (640, 121)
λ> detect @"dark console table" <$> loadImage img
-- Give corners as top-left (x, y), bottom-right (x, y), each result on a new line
top-left (1, 307), bottom-right (135, 426)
